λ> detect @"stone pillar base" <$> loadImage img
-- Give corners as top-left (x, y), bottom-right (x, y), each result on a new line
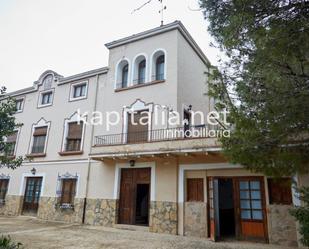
top-left (0, 195), bottom-right (23, 216)
top-left (84, 199), bottom-right (117, 226)
top-left (149, 201), bottom-right (177, 235)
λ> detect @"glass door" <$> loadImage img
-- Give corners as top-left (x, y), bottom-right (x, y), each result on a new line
top-left (22, 177), bottom-right (42, 215)
top-left (208, 177), bottom-right (220, 241)
top-left (235, 177), bottom-right (268, 241)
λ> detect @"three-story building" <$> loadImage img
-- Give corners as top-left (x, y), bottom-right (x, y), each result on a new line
top-left (0, 21), bottom-right (306, 247)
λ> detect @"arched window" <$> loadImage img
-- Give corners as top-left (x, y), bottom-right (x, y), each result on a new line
top-left (122, 64), bottom-right (129, 88)
top-left (138, 60), bottom-right (146, 84)
top-left (133, 55), bottom-right (147, 85)
top-left (116, 59), bottom-right (130, 89)
top-left (155, 55), bottom-right (165, 81)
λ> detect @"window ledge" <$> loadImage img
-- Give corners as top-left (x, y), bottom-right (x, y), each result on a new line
top-left (58, 151), bottom-right (83, 156)
top-left (37, 103), bottom-right (53, 109)
top-left (115, 80), bottom-right (165, 92)
top-left (69, 96), bottom-right (87, 102)
top-left (26, 153), bottom-right (46, 158)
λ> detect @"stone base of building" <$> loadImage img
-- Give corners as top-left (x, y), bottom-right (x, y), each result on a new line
top-left (149, 201), bottom-right (177, 235)
top-left (268, 204), bottom-right (298, 247)
top-left (37, 197), bottom-right (84, 223)
top-left (0, 195), bottom-right (23, 216)
top-left (184, 202), bottom-right (207, 238)
top-left (84, 199), bottom-right (117, 226)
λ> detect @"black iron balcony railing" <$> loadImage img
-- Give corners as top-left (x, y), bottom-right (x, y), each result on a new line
top-left (152, 73), bottom-right (165, 81)
top-left (133, 78), bottom-right (146, 85)
top-left (94, 125), bottom-right (220, 146)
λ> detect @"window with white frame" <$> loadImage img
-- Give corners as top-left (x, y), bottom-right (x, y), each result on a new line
top-left (6, 131), bottom-right (18, 156)
top-left (133, 55), bottom-right (147, 85)
top-left (15, 98), bottom-right (24, 112)
top-left (116, 60), bottom-right (130, 89)
top-left (152, 50), bottom-right (166, 81)
top-left (70, 82), bottom-right (88, 100)
top-left (38, 89), bottom-right (54, 107)
top-left (31, 126), bottom-right (48, 154)
top-left (64, 121), bottom-right (84, 152)
top-left (56, 173), bottom-right (78, 209)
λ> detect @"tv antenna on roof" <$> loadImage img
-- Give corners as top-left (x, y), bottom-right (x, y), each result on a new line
top-left (131, 0), bottom-right (167, 26)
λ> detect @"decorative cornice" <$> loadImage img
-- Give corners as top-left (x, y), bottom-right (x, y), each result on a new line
top-left (58, 172), bottom-right (78, 179)
top-left (6, 67), bottom-right (109, 97)
top-left (58, 67), bottom-right (108, 84)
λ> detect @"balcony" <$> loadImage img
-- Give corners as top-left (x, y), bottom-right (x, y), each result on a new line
top-left (91, 125), bottom-right (222, 159)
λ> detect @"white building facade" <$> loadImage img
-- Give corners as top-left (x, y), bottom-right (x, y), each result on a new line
top-left (0, 21), bottom-right (306, 247)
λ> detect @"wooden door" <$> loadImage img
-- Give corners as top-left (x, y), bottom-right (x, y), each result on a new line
top-left (118, 168), bottom-right (151, 225)
top-left (127, 111), bottom-right (149, 144)
top-left (22, 177), bottom-right (43, 214)
top-left (208, 177), bottom-right (220, 241)
top-left (119, 169), bottom-right (135, 224)
top-left (234, 177), bottom-right (268, 241)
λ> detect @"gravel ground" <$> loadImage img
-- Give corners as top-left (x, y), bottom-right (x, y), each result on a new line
top-left (0, 216), bottom-right (297, 249)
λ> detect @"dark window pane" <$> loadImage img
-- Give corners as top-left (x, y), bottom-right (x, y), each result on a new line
top-left (252, 210), bottom-right (263, 220)
top-left (240, 190), bottom-right (250, 199)
top-left (251, 200), bottom-right (262, 209)
top-left (251, 190), bottom-right (261, 199)
top-left (241, 200), bottom-right (251, 209)
top-left (240, 181), bottom-right (249, 190)
top-left (250, 181), bottom-right (260, 189)
top-left (241, 210), bottom-right (251, 219)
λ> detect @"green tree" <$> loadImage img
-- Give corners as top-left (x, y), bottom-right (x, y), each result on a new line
top-left (0, 86), bottom-right (23, 169)
top-left (290, 187), bottom-right (309, 246)
top-left (199, 0), bottom-right (309, 176)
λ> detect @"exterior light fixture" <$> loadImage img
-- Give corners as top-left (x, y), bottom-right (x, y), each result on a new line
top-left (31, 167), bottom-right (36, 175)
top-left (129, 160), bottom-right (135, 167)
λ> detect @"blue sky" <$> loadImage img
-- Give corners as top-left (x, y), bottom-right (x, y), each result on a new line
top-left (0, 0), bottom-right (221, 92)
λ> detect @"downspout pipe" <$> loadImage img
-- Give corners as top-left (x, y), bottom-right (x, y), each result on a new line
top-left (82, 73), bottom-right (100, 224)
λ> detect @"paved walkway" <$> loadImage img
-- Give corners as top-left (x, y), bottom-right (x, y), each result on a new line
top-left (0, 216), bottom-right (296, 249)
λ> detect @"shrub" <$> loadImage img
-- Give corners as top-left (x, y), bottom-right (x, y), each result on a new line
top-left (0, 235), bottom-right (23, 249)
top-left (290, 187), bottom-right (309, 247)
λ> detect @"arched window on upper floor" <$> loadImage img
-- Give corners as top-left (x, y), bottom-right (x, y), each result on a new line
top-left (116, 59), bottom-right (130, 89)
top-left (151, 50), bottom-right (166, 81)
top-left (133, 55), bottom-right (147, 85)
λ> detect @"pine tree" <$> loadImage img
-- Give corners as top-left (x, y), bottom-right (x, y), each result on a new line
top-left (199, 0), bottom-right (309, 176)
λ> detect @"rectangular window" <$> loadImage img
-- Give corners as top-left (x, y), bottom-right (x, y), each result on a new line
top-left (268, 178), bottom-right (292, 205)
top-left (60, 179), bottom-right (76, 205)
top-left (65, 122), bottom-right (83, 152)
top-left (239, 180), bottom-right (263, 220)
top-left (187, 178), bottom-right (204, 202)
top-left (6, 131), bottom-right (18, 156)
top-left (0, 179), bottom-right (9, 202)
top-left (31, 126), bottom-right (47, 154)
top-left (73, 84), bottom-right (87, 98)
top-left (41, 92), bottom-right (53, 105)
top-left (15, 99), bottom-right (24, 112)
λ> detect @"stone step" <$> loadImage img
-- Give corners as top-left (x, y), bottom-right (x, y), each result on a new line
top-left (114, 224), bottom-right (149, 232)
